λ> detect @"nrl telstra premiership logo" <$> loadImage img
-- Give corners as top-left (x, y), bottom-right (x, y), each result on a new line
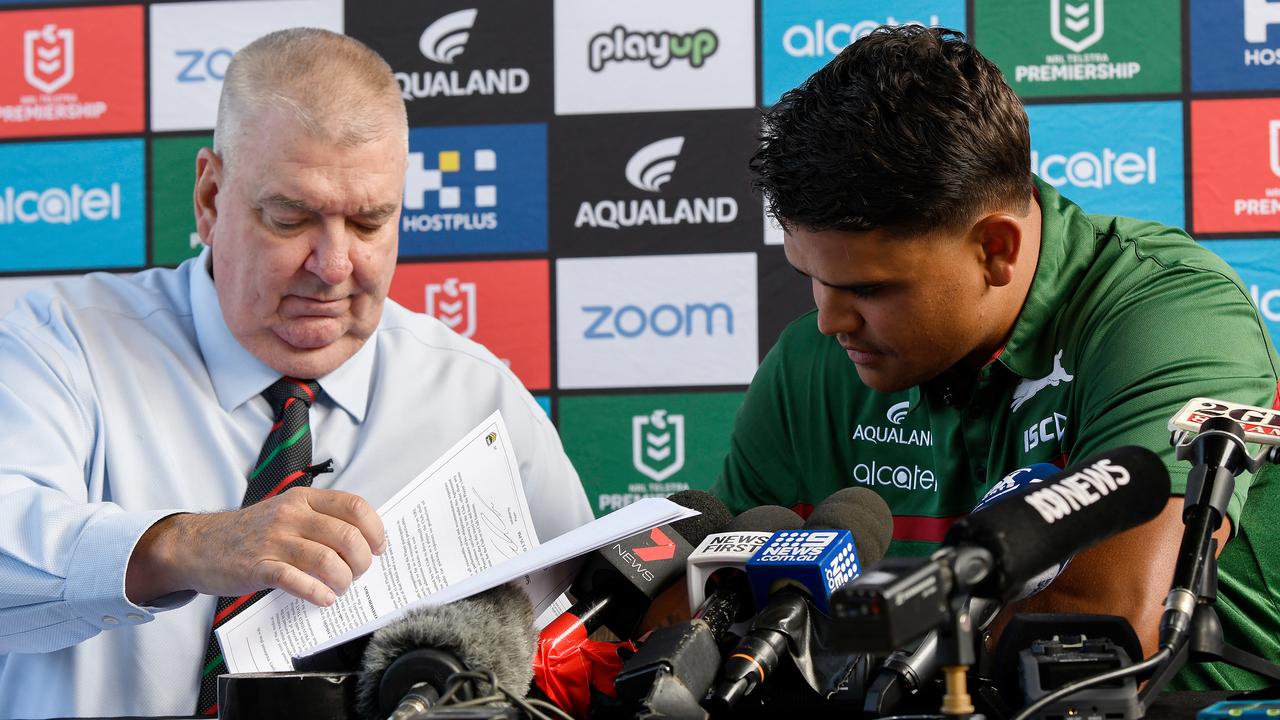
top-left (24, 24), bottom-right (75, 94)
top-left (1269, 120), bottom-right (1280, 178)
top-left (633, 409), bottom-right (685, 482)
top-left (425, 277), bottom-right (477, 338)
top-left (1050, 0), bottom-right (1104, 53)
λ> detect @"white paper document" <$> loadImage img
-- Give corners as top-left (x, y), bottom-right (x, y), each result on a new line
top-left (217, 410), bottom-right (699, 673)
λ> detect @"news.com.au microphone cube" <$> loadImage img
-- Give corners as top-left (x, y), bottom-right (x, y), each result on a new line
top-left (746, 530), bottom-right (860, 614)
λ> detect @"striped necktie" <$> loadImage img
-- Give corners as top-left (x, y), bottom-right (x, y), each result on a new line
top-left (195, 377), bottom-right (331, 717)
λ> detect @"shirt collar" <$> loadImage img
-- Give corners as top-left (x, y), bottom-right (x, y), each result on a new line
top-left (996, 177), bottom-right (1097, 380)
top-left (189, 246), bottom-right (375, 421)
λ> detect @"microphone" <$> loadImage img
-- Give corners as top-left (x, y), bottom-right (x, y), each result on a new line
top-left (863, 463), bottom-right (1061, 717)
top-left (533, 490), bottom-right (731, 717)
top-left (707, 491), bottom-right (893, 710)
top-left (611, 505), bottom-right (804, 714)
top-left (834, 446), bottom-right (1171, 653)
top-left (356, 582), bottom-right (536, 720)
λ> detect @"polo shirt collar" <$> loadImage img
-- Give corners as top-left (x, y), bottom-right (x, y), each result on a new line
top-left (996, 177), bottom-right (1097, 380)
top-left (189, 247), bottom-right (375, 421)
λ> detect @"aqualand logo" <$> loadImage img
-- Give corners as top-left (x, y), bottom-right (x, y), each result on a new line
top-left (403, 148), bottom-right (497, 232)
top-left (587, 26), bottom-right (718, 72)
top-left (424, 277), bottom-right (477, 338)
top-left (397, 8), bottom-right (529, 100)
top-left (850, 399), bottom-right (932, 447)
top-left (574, 135), bottom-right (738, 230)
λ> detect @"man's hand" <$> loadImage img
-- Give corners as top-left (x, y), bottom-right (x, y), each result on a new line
top-left (126, 487), bottom-right (386, 607)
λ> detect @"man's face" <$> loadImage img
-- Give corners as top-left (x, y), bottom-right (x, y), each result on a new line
top-left (199, 108), bottom-right (405, 379)
top-left (784, 225), bottom-right (995, 393)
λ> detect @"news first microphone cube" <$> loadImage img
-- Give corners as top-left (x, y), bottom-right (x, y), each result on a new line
top-left (686, 531), bottom-right (774, 615)
top-left (746, 529), bottom-right (859, 615)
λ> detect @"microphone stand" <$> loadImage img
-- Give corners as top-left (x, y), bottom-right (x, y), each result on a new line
top-left (1141, 416), bottom-right (1280, 706)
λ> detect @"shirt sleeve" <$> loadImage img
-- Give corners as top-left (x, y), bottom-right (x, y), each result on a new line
top-left (1069, 259), bottom-right (1280, 533)
top-left (0, 303), bottom-right (189, 654)
top-left (711, 321), bottom-right (806, 513)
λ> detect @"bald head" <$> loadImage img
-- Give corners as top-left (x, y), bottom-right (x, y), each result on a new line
top-left (214, 28), bottom-right (408, 174)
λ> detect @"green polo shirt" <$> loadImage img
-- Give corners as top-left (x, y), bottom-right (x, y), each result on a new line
top-left (712, 179), bottom-right (1280, 690)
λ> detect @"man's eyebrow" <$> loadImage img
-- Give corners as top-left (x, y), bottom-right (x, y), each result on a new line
top-left (791, 265), bottom-right (885, 292)
top-left (260, 195), bottom-right (399, 220)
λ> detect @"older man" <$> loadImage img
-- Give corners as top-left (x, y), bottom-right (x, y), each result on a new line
top-left (0, 29), bottom-right (591, 718)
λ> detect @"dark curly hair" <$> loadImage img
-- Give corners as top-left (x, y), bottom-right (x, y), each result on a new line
top-left (751, 25), bottom-right (1032, 235)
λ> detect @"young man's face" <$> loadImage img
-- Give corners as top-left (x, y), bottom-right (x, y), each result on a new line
top-left (197, 107), bottom-right (406, 379)
top-left (783, 224), bottom-right (997, 393)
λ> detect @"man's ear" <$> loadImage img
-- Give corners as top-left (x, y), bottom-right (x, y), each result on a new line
top-left (193, 148), bottom-right (223, 247)
top-left (971, 213), bottom-right (1024, 288)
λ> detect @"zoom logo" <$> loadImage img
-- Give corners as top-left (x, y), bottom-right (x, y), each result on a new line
top-left (174, 48), bottom-right (232, 83)
top-left (582, 302), bottom-right (734, 339)
top-left (556, 253), bottom-right (758, 389)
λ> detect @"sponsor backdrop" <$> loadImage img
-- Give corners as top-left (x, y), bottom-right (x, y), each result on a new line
top-left (1, 0), bottom-right (1277, 515)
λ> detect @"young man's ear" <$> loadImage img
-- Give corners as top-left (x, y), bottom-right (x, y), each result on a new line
top-left (193, 148), bottom-right (223, 247)
top-left (972, 213), bottom-right (1024, 288)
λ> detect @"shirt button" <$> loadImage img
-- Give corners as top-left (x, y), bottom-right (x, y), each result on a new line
top-left (975, 465), bottom-right (987, 481)
top-left (102, 615), bottom-right (119, 625)
top-left (126, 613), bottom-right (145, 622)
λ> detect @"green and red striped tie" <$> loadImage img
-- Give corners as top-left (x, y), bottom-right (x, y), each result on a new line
top-left (195, 377), bottom-right (330, 717)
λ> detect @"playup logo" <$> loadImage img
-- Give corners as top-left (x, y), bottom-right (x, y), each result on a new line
top-left (632, 409), bottom-right (685, 482)
top-left (425, 278), bottom-right (478, 338)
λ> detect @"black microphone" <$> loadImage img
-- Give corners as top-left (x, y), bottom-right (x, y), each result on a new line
top-left (611, 505), bottom-right (804, 714)
top-left (357, 582), bottom-right (536, 720)
top-left (707, 492), bottom-right (893, 711)
top-left (943, 446), bottom-right (1169, 599)
top-left (548, 489), bottom-right (732, 643)
top-left (834, 447), bottom-right (1171, 653)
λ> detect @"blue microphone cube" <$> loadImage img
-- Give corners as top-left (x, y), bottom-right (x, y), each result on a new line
top-left (746, 529), bottom-right (860, 614)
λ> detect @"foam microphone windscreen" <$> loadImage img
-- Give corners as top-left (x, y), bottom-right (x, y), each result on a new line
top-left (805, 494), bottom-right (895, 566)
top-left (726, 505), bottom-right (804, 533)
top-left (944, 446), bottom-right (1170, 598)
top-left (357, 582), bottom-right (536, 719)
top-left (667, 489), bottom-right (734, 546)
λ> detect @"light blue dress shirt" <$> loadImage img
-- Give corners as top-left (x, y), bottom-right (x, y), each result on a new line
top-left (0, 249), bottom-right (592, 719)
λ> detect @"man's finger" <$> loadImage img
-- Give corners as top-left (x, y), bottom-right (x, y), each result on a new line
top-left (301, 489), bottom-right (387, 555)
top-left (254, 559), bottom-right (336, 607)
top-left (297, 512), bottom-right (375, 581)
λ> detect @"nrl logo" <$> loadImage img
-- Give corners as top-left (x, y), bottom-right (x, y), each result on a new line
top-left (633, 409), bottom-right (685, 482)
top-left (1011, 350), bottom-right (1075, 412)
top-left (24, 24), bottom-right (75, 94)
top-left (425, 277), bottom-right (478, 338)
top-left (1050, 0), bottom-right (1105, 53)
top-left (1269, 120), bottom-right (1280, 178)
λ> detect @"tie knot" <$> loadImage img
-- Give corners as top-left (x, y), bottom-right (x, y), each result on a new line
top-left (262, 377), bottom-right (320, 413)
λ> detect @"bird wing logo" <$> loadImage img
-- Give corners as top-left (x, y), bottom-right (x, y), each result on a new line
top-left (419, 8), bottom-right (479, 65)
top-left (624, 136), bottom-right (685, 193)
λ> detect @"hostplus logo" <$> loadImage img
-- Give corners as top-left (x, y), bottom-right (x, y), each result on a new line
top-left (574, 136), bottom-right (738, 230)
top-left (403, 148), bottom-right (498, 232)
top-left (0, 183), bottom-right (121, 225)
top-left (1015, 0), bottom-right (1141, 85)
top-left (850, 399), bottom-right (933, 447)
top-left (632, 409), bottom-right (685, 482)
top-left (582, 301), bottom-right (734, 340)
top-left (425, 277), bottom-right (477, 338)
top-left (1031, 146), bottom-right (1157, 190)
top-left (782, 14), bottom-right (940, 58)
top-left (1245, 0), bottom-right (1280, 66)
top-left (397, 9), bottom-right (530, 100)
top-left (587, 26), bottom-right (718, 72)
top-left (3, 24), bottom-right (107, 124)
